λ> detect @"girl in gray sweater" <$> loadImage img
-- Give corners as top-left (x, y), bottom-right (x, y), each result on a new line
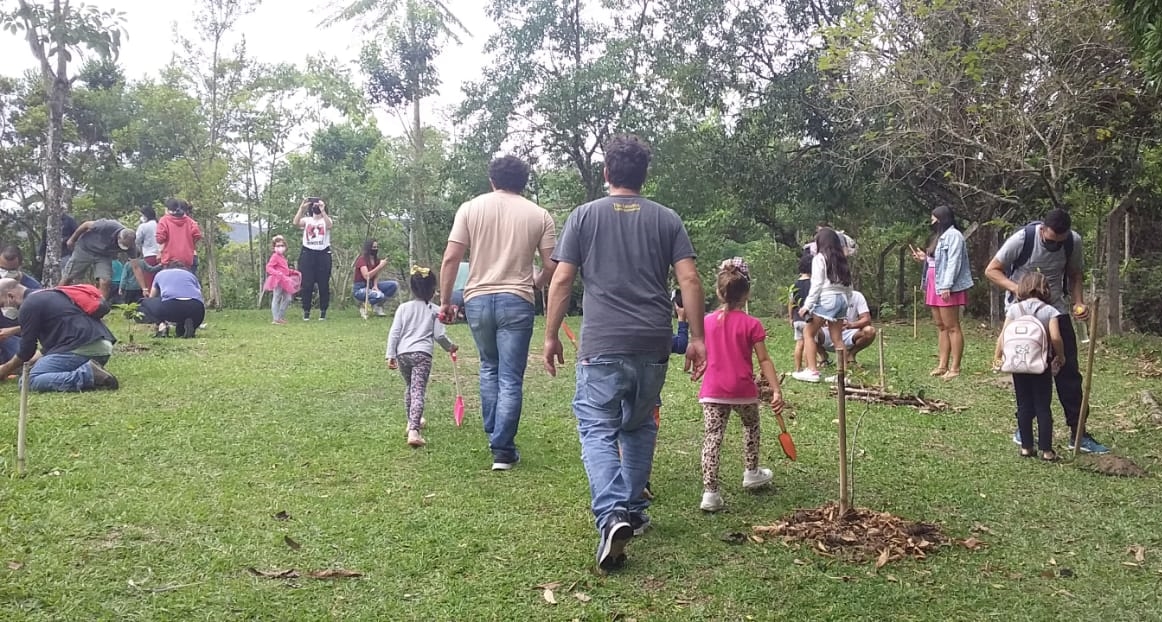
top-left (387, 267), bottom-right (458, 447)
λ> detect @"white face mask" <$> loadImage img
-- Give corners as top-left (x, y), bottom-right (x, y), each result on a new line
top-left (140, 216), bottom-right (148, 224)
top-left (0, 268), bottom-right (20, 279)
top-left (274, 246), bottom-right (286, 255)
top-left (2, 306), bottom-right (18, 320)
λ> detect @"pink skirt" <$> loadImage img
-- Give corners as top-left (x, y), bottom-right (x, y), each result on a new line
top-left (926, 266), bottom-right (967, 307)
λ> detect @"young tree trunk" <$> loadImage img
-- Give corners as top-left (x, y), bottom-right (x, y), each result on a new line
top-left (896, 246), bottom-right (906, 308)
top-left (1104, 191), bottom-right (1134, 336)
top-left (41, 78), bottom-right (67, 285)
top-left (989, 228), bottom-right (1002, 328)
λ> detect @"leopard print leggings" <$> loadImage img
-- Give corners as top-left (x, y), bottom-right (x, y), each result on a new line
top-left (701, 402), bottom-right (761, 492)
top-left (397, 352), bottom-right (433, 432)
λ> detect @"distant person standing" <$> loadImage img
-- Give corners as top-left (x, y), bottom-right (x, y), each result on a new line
top-left (135, 206), bottom-right (161, 291)
top-left (293, 198), bottom-right (333, 321)
top-left (439, 156), bottom-right (557, 471)
top-left (544, 134), bottom-right (707, 573)
top-left (156, 199), bottom-right (202, 269)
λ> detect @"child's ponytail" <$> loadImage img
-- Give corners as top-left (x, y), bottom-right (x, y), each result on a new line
top-left (716, 257), bottom-right (752, 317)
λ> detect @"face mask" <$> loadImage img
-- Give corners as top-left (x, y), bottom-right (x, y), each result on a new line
top-left (0, 268), bottom-right (20, 279)
top-left (118, 241), bottom-right (131, 251)
top-left (2, 306), bottom-right (18, 320)
top-left (1041, 237), bottom-right (1064, 252)
top-left (140, 216), bottom-right (148, 224)
top-left (275, 246), bottom-right (286, 255)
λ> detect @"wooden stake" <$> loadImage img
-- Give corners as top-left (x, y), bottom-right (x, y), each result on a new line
top-left (17, 362), bottom-right (30, 477)
top-left (878, 328), bottom-right (886, 390)
top-left (837, 347), bottom-right (850, 516)
top-left (913, 286), bottom-right (918, 339)
top-left (1073, 298), bottom-right (1101, 459)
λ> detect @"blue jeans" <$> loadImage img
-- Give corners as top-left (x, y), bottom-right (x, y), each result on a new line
top-left (573, 354), bottom-right (669, 527)
top-left (0, 335), bottom-right (21, 362)
top-left (465, 293), bottom-right (534, 461)
top-left (353, 281), bottom-right (399, 305)
top-left (26, 353), bottom-right (95, 392)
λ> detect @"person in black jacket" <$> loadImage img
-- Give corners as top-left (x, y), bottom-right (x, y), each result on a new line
top-left (0, 278), bottom-right (119, 392)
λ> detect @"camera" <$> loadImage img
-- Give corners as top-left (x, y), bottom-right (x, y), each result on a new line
top-left (305, 197), bottom-right (322, 216)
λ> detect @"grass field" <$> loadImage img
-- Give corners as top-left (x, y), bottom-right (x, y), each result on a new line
top-left (2, 308), bottom-right (1161, 621)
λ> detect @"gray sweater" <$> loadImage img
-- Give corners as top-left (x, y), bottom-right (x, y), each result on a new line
top-left (386, 300), bottom-right (455, 359)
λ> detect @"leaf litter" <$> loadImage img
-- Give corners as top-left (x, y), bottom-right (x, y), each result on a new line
top-left (753, 503), bottom-right (967, 566)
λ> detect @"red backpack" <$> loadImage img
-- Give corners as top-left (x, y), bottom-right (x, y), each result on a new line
top-left (55, 284), bottom-right (111, 319)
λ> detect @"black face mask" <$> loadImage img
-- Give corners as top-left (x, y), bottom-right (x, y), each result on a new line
top-left (1041, 237), bottom-right (1064, 252)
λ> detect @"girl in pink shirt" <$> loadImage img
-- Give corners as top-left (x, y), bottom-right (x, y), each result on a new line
top-left (698, 258), bottom-right (786, 513)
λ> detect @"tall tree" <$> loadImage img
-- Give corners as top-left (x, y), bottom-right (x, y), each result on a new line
top-left (1, 0), bottom-right (123, 284)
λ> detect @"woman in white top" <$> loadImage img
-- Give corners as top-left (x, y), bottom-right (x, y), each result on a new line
top-left (132, 206), bottom-right (161, 292)
top-left (292, 198), bottom-right (334, 320)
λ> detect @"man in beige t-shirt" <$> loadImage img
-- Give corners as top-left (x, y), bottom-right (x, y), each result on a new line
top-left (439, 155), bottom-right (557, 471)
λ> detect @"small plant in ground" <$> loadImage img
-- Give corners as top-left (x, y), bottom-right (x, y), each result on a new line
top-left (112, 302), bottom-right (143, 344)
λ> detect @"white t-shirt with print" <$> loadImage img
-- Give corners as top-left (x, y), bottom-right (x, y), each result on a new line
top-left (300, 216), bottom-right (331, 251)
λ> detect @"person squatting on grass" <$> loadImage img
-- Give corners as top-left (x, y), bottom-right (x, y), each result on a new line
top-left (353, 238), bottom-right (400, 319)
top-left (140, 262), bottom-right (205, 339)
top-left (264, 235), bottom-right (300, 325)
top-left (439, 155), bottom-right (557, 471)
top-left (386, 267), bottom-right (458, 448)
top-left (984, 208), bottom-right (1108, 454)
top-left (790, 250), bottom-right (827, 372)
top-left (792, 228), bottom-right (854, 383)
top-left (0, 278), bottom-right (119, 392)
top-left (544, 134), bottom-right (707, 574)
top-left (698, 258), bottom-right (786, 513)
top-left (993, 272), bottom-right (1066, 461)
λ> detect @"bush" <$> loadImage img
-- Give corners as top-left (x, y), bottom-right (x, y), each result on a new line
top-left (1124, 254), bottom-right (1162, 334)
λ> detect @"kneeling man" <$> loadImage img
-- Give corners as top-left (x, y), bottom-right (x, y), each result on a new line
top-left (821, 289), bottom-right (877, 365)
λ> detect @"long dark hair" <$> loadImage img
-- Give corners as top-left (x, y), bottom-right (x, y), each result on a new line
top-left (814, 228), bottom-right (852, 286)
top-left (926, 205), bottom-right (958, 255)
top-left (361, 239), bottom-right (378, 267)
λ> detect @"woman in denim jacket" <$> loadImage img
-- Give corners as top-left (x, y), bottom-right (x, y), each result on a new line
top-left (911, 205), bottom-right (974, 379)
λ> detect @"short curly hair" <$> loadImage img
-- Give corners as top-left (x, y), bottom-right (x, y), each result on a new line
top-left (488, 155), bottom-right (530, 193)
top-left (603, 134), bottom-right (651, 191)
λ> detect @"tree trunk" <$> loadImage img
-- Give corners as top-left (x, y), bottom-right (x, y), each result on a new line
top-left (410, 96), bottom-right (427, 266)
top-left (1104, 191), bottom-right (1134, 336)
top-left (876, 242), bottom-right (897, 309)
top-left (989, 228), bottom-right (1002, 327)
top-left (896, 246), bottom-right (906, 308)
top-left (42, 77), bottom-right (67, 286)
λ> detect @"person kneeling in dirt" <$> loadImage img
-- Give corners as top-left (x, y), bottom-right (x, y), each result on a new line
top-left (0, 278), bottom-right (119, 392)
top-left (820, 289), bottom-right (877, 367)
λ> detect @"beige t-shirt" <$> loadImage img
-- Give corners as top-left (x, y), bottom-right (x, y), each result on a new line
top-left (448, 191), bottom-right (556, 304)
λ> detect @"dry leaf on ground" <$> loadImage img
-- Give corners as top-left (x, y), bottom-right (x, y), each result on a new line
top-left (284, 535), bottom-right (301, 551)
top-left (1128, 545), bottom-right (1147, 563)
top-left (961, 537), bottom-right (985, 550)
top-left (534, 582), bottom-right (561, 590)
top-left (542, 588), bottom-right (557, 604)
top-left (307, 568), bottom-right (363, 579)
top-left (6, 561), bottom-right (23, 571)
top-left (247, 567), bottom-right (300, 579)
top-left (875, 548), bottom-right (891, 570)
top-left (574, 592), bottom-right (592, 603)
top-left (273, 511), bottom-right (291, 521)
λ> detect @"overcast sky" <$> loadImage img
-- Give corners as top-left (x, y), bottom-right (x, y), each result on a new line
top-left (0, 0), bottom-right (497, 136)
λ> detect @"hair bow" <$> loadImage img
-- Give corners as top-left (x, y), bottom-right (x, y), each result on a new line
top-left (411, 266), bottom-right (431, 277)
top-left (719, 257), bottom-right (750, 281)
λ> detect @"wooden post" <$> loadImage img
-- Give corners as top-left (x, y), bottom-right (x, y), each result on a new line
top-left (878, 328), bottom-right (886, 390)
top-left (837, 352), bottom-right (850, 515)
top-left (1073, 298), bottom-right (1101, 459)
top-left (17, 362), bottom-right (30, 477)
top-left (912, 286), bottom-right (918, 339)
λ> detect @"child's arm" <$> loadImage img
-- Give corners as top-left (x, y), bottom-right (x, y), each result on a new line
top-left (753, 341), bottom-right (785, 413)
top-left (803, 256), bottom-right (826, 314)
top-left (386, 310), bottom-right (404, 365)
top-left (1048, 316), bottom-right (1066, 373)
top-left (993, 318), bottom-right (1009, 365)
top-left (433, 311), bottom-right (457, 353)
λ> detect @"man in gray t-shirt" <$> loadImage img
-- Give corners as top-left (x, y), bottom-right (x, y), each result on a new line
top-left (984, 208), bottom-right (1107, 454)
top-left (61, 219), bottom-right (136, 300)
top-left (544, 135), bottom-right (707, 574)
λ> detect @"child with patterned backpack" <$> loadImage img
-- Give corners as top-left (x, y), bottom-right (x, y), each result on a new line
top-left (994, 272), bottom-right (1066, 461)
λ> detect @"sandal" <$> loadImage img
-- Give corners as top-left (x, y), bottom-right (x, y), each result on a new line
top-left (929, 367), bottom-right (948, 377)
top-left (1041, 451), bottom-right (1059, 462)
top-left (941, 370), bottom-right (961, 380)
top-left (1019, 448), bottom-right (1036, 458)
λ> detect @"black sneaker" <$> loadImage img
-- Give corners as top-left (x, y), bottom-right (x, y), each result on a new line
top-left (629, 512), bottom-right (651, 536)
top-left (88, 360), bottom-right (119, 391)
top-left (596, 511), bottom-right (633, 572)
top-left (183, 318), bottom-right (196, 339)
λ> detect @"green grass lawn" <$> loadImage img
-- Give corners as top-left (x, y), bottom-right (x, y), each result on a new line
top-left (2, 309), bottom-right (1161, 621)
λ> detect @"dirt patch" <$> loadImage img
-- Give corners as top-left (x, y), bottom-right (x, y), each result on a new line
top-left (1077, 454), bottom-right (1149, 478)
top-left (753, 504), bottom-right (953, 566)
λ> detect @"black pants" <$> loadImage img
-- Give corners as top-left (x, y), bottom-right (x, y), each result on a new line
top-left (1014, 372), bottom-right (1054, 451)
top-left (140, 298), bottom-right (206, 337)
top-left (1054, 317), bottom-right (1084, 433)
top-left (298, 247), bottom-right (332, 315)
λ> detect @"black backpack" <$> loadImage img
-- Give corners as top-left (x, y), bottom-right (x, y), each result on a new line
top-left (1006, 221), bottom-right (1074, 296)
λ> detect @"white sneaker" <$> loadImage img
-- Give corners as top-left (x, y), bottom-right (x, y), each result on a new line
top-left (743, 467), bottom-right (774, 490)
top-left (419, 417), bottom-right (427, 429)
top-left (791, 370), bottom-right (821, 383)
top-left (374, 304), bottom-right (386, 317)
top-left (700, 491), bottom-right (725, 512)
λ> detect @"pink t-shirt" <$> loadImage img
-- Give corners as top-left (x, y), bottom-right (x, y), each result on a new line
top-left (698, 309), bottom-right (766, 403)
